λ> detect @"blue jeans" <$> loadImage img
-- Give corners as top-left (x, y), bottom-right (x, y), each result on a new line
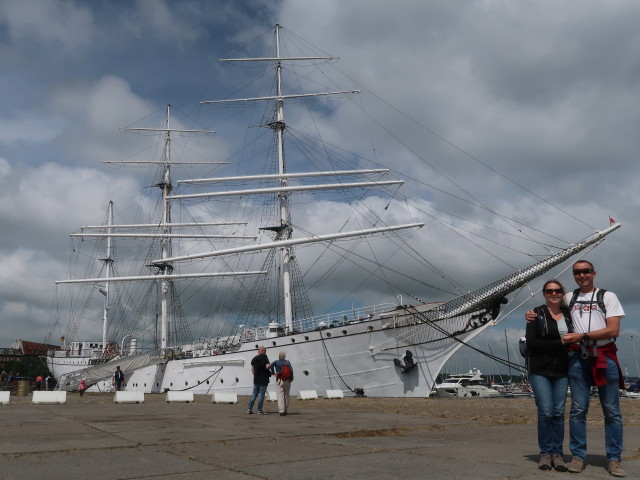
top-left (568, 351), bottom-right (623, 461)
top-left (530, 374), bottom-right (569, 455)
top-left (247, 384), bottom-right (268, 412)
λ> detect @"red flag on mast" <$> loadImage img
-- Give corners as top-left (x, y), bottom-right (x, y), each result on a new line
top-left (609, 216), bottom-right (615, 224)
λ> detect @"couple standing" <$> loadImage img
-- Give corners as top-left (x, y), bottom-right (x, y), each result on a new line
top-left (526, 260), bottom-right (625, 477)
top-left (247, 346), bottom-right (294, 416)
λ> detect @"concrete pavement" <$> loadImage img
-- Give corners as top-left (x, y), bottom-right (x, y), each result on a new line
top-left (1, 393), bottom-right (638, 480)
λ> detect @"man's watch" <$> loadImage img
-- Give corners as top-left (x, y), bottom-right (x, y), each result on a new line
top-left (582, 333), bottom-right (590, 342)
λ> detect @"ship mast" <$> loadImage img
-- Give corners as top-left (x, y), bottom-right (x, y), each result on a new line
top-left (57, 107), bottom-right (266, 352)
top-left (158, 105), bottom-right (173, 350)
top-left (180, 24), bottom-right (424, 334)
top-left (273, 25), bottom-right (294, 331)
top-left (100, 201), bottom-right (114, 352)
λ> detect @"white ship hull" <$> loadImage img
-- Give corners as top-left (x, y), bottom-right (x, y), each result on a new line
top-left (126, 314), bottom-right (482, 397)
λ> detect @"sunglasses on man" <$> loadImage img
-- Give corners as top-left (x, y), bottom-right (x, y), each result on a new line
top-left (572, 268), bottom-right (594, 275)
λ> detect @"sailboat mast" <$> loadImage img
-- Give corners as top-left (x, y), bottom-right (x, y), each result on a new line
top-left (159, 104), bottom-right (173, 350)
top-left (274, 25), bottom-right (294, 331)
top-left (504, 329), bottom-right (512, 381)
top-left (101, 200), bottom-right (114, 351)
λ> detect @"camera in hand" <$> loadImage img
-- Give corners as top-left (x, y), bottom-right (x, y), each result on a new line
top-left (580, 342), bottom-right (593, 361)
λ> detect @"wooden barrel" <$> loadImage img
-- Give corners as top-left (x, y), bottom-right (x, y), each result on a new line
top-left (16, 379), bottom-right (29, 396)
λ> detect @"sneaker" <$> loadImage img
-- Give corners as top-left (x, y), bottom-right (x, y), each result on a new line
top-left (552, 454), bottom-right (567, 472)
top-left (538, 453), bottom-right (552, 471)
top-left (257, 411), bottom-right (268, 415)
top-left (247, 410), bottom-right (253, 414)
top-left (568, 457), bottom-right (585, 473)
top-left (608, 461), bottom-right (626, 477)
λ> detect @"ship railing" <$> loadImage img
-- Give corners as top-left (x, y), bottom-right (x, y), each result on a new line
top-left (233, 303), bottom-right (399, 345)
top-left (291, 303), bottom-right (397, 333)
top-left (377, 303), bottom-right (444, 329)
top-left (240, 327), bottom-right (269, 343)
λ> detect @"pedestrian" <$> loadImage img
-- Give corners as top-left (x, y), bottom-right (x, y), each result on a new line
top-left (526, 260), bottom-right (626, 477)
top-left (78, 378), bottom-right (87, 397)
top-left (525, 280), bottom-right (572, 471)
top-left (270, 351), bottom-right (294, 416)
top-left (112, 366), bottom-right (125, 391)
top-left (35, 375), bottom-right (43, 391)
top-left (45, 375), bottom-right (52, 391)
top-left (247, 346), bottom-right (271, 415)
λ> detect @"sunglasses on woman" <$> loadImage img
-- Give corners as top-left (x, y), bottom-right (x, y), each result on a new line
top-left (544, 288), bottom-right (564, 295)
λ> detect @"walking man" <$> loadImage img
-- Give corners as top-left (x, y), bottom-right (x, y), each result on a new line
top-left (247, 346), bottom-right (271, 415)
top-left (112, 366), bottom-right (125, 391)
top-left (526, 260), bottom-right (626, 477)
top-left (270, 351), bottom-right (294, 416)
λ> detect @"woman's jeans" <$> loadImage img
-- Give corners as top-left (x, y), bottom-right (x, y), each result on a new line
top-left (530, 374), bottom-right (569, 455)
top-left (247, 384), bottom-right (268, 412)
top-left (568, 351), bottom-right (623, 461)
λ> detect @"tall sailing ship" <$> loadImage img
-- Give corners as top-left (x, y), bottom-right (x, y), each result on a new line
top-left (46, 25), bottom-right (619, 397)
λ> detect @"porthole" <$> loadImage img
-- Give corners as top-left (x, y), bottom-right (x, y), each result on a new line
top-left (220, 379), bottom-right (224, 383)
top-left (235, 377), bottom-right (239, 382)
top-left (144, 383), bottom-right (147, 388)
top-left (272, 341), bottom-right (277, 346)
top-left (291, 338), bottom-right (296, 343)
top-left (304, 336), bottom-right (309, 341)
top-left (170, 382), bottom-right (173, 387)
top-left (342, 330), bottom-right (347, 335)
top-left (255, 344), bottom-right (259, 349)
top-left (367, 326), bottom-right (374, 332)
top-left (326, 332), bottom-right (332, 337)
top-left (303, 370), bottom-right (309, 376)
top-left (206, 380), bottom-right (210, 384)
top-left (185, 381), bottom-right (188, 386)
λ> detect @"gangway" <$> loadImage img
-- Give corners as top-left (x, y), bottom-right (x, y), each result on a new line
top-left (55, 349), bottom-right (163, 392)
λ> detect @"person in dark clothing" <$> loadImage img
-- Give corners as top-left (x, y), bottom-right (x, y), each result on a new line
top-left (112, 366), bottom-right (125, 391)
top-left (247, 346), bottom-right (271, 415)
top-left (526, 279), bottom-right (572, 472)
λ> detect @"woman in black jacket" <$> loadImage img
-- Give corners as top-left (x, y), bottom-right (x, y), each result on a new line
top-left (526, 279), bottom-right (572, 472)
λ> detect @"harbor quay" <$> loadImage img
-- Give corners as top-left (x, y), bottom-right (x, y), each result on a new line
top-left (1, 394), bottom-right (639, 480)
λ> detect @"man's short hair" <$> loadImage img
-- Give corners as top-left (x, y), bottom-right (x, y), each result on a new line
top-left (573, 259), bottom-right (595, 270)
top-left (279, 351), bottom-right (286, 359)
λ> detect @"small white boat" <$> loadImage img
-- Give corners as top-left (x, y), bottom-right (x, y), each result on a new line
top-left (621, 390), bottom-right (640, 399)
top-left (435, 368), bottom-right (502, 398)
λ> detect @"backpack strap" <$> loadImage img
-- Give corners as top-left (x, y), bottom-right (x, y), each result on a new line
top-left (532, 306), bottom-right (549, 337)
top-left (560, 305), bottom-right (574, 333)
top-left (568, 289), bottom-right (580, 310)
top-left (596, 288), bottom-right (607, 316)
top-left (568, 288), bottom-right (607, 316)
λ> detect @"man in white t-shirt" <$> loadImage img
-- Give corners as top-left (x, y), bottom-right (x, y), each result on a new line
top-left (526, 260), bottom-right (626, 477)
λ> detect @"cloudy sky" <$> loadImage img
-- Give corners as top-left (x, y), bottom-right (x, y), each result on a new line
top-left (1, 0), bottom-right (640, 377)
